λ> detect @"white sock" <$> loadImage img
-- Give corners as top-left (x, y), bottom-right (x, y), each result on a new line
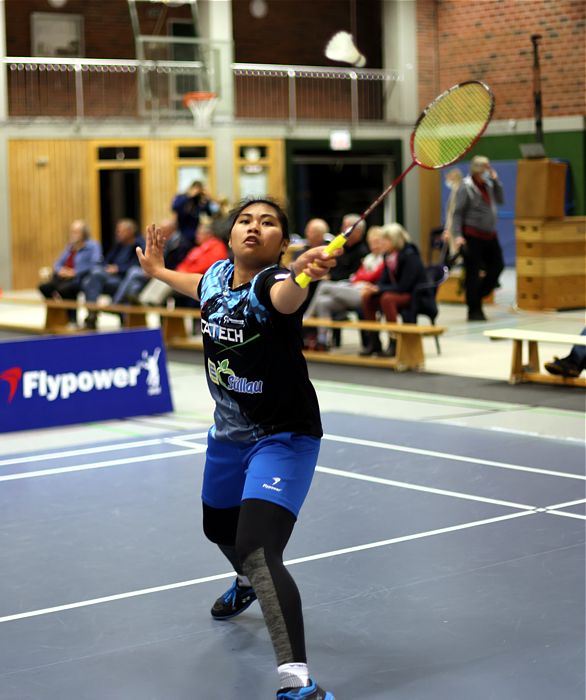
top-left (278, 662), bottom-right (309, 689)
top-left (237, 575), bottom-right (251, 587)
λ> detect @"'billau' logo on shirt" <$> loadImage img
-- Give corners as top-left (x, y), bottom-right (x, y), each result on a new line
top-left (208, 358), bottom-right (263, 395)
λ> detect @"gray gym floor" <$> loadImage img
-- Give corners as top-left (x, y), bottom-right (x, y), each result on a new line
top-left (1, 407), bottom-right (584, 700)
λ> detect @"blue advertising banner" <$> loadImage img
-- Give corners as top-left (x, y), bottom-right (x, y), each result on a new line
top-left (0, 329), bottom-right (174, 433)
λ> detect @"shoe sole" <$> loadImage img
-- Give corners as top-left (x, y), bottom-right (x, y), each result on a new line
top-left (545, 365), bottom-right (580, 378)
top-left (210, 597), bottom-right (257, 621)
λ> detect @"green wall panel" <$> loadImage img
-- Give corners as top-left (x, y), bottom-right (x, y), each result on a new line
top-left (464, 130), bottom-right (585, 215)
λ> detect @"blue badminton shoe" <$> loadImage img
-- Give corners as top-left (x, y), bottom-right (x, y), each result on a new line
top-left (276, 680), bottom-right (334, 699)
top-left (210, 578), bottom-right (257, 620)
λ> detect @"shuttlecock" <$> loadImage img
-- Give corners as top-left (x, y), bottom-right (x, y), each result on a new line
top-left (325, 31), bottom-right (366, 68)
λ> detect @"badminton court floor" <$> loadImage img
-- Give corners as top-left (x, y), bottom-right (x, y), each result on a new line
top-left (1, 412), bottom-right (584, 700)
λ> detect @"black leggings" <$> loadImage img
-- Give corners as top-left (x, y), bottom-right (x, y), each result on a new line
top-left (462, 235), bottom-right (504, 312)
top-left (203, 498), bottom-right (306, 664)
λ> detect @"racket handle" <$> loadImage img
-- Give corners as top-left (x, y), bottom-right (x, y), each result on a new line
top-left (294, 234), bottom-right (347, 288)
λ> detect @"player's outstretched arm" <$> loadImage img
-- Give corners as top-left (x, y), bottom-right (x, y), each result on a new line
top-left (136, 223), bottom-right (202, 301)
top-left (270, 245), bottom-right (341, 315)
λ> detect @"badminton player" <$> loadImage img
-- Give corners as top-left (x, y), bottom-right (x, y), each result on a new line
top-left (137, 198), bottom-right (338, 700)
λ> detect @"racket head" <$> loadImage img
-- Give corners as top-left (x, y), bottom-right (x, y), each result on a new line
top-left (411, 81), bottom-right (495, 170)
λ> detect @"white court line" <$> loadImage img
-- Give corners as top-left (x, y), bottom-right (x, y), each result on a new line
top-left (0, 509), bottom-right (534, 624)
top-left (541, 497), bottom-right (586, 521)
top-left (0, 446), bottom-right (206, 482)
top-left (545, 510), bottom-right (586, 521)
top-left (323, 433), bottom-right (586, 481)
top-left (315, 465), bottom-right (536, 511)
top-left (544, 498), bottom-right (586, 511)
top-left (164, 436), bottom-right (209, 449)
top-left (0, 433), bottom-right (209, 469)
top-left (0, 438), bottom-right (166, 467)
top-left (165, 432), bottom-right (209, 441)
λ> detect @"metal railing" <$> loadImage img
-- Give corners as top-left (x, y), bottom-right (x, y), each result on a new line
top-left (233, 63), bottom-right (402, 125)
top-left (3, 57), bottom-right (402, 124)
top-left (4, 57), bottom-right (207, 120)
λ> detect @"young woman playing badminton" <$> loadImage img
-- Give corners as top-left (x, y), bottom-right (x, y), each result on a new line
top-left (137, 198), bottom-right (339, 700)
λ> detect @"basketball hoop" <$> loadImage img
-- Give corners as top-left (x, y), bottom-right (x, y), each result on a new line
top-left (182, 91), bottom-right (217, 129)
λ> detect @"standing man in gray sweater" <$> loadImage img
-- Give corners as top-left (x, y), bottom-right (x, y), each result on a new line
top-left (452, 156), bottom-right (504, 321)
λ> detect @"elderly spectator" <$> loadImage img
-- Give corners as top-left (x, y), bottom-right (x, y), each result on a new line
top-left (303, 213), bottom-right (368, 349)
top-left (82, 219), bottom-right (144, 329)
top-left (39, 219), bottom-right (101, 326)
top-left (360, 223), bottom-right (428, 357)
top-left (110, 218), bottom-right (188, 307)
top-left (452, 155), bottom-right (504, 321)
top-left (305, 225), bottom-right (392, 350)
top-left (303, 218), bottom-right (331, 249)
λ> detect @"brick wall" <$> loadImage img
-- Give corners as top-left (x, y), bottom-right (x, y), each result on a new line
top-left (417, 0), bottom-right (585, 119)
top-left (231, 0), bottom-right (382, 67)
top-left (5, 0), bottom-right (191, 59)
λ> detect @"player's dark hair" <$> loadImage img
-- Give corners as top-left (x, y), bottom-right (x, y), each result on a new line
top-left (228, 197), bottom-right (289, 241)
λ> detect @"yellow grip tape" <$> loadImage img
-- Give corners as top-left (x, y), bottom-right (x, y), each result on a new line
top-left (293, 234), bottom-right (347, 289)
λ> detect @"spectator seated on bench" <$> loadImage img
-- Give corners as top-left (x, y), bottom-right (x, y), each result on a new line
top-left (361, 223), bottom-right (428, 357)
top-left (399, 263), bottom-right (449, 354)
top-left (545, 327), bottom-right (586, 378)
top-left (82, 218), bottom-right (144, 329)
top-left (39, 219), bottom-right (102, 327)
top-left (303, 221), bottom-right (386, 351)
top-left (83, 219), bottom-right (189, 329)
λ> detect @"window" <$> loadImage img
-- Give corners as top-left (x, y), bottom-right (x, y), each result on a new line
top-left (31, 13), bottom-right (84, 58)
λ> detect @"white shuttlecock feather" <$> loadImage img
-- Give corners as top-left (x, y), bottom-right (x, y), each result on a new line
top-left (325, 31), bottom-right (366, 68)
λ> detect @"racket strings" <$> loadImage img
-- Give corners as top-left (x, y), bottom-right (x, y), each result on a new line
top-left (413, 82), bottom-right (494, 168)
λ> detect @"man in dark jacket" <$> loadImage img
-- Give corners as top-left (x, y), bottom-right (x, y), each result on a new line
top-left (82, 219), bottom-right (144, 329)
top-left (452, 155), bottom-right (504, 321)
top-left (360, 223), bottom-right (427, 356)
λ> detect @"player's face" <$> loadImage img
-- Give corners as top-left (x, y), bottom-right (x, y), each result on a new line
top-left (230, 203), bottom-right (288, 268)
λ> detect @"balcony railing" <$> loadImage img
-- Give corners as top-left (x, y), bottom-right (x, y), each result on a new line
top-left (2, 57), bottom-right (402, 125)
top-left (233, 63), bottom-right (401, 124)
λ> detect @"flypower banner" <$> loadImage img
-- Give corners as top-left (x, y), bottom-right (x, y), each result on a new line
top-left (0, 329), bottom-right (173, 433)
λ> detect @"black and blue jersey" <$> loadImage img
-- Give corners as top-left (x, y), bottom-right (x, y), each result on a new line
top-left (197, 259), bottom-right (323, 443)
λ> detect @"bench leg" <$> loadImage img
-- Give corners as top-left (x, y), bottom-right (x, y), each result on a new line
top-left (395, 334), bottom-right (424, 371)
top-left (124, 311), bottom-right (148, 328)
top-left (527, 340), bottom-right (540, 373)
top-left (162, 316), bottom-right (188, 343)
top-left (510, 339), bottom-right (524, 384)
top-left (45, 305), bottom-right (70, 332)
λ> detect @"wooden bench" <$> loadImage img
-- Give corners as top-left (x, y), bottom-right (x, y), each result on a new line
top-left (302, 317), bottom-right (445, 371)
top-left (484, 328), bottom-right (586, 387)
top-left (0, 296), bottom-right (201, 341)
top-left (0, 297), bottom-right (445, 372)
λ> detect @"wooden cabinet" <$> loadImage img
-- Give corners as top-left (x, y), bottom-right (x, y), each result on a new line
top-left (515, 159), bottom-right (567, 219)
top-left (515, 217), bottom-right (586, 310)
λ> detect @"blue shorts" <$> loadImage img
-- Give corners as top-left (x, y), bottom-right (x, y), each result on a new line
top-left (202, 430), bottom-right (321, 517)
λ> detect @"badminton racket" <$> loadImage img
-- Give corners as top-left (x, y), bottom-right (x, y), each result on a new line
top-left (294, 80), bottom-right (495, 288)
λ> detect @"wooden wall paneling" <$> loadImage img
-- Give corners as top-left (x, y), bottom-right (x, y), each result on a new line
top-left (233, 138), bottom-right (285, 203)
top-left (270, 140), bottom-right (285, 204)
top-left (9, 139), bottom-right (93, 289)
top-left (145, 140), bottom-right (178, 225)
top-left (8, 141), bottom-right (24, 288)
